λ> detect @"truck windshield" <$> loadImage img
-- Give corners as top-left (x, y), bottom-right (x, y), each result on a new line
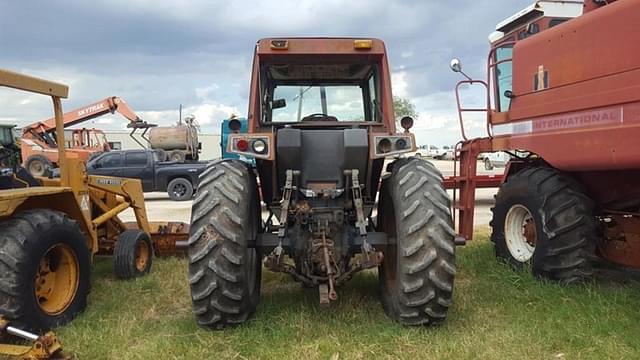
top-left (262, 63), bottom-right (380, 123)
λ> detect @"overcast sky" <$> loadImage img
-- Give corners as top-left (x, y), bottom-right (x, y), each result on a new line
top-left (0, 0), bottom-right (532, 146)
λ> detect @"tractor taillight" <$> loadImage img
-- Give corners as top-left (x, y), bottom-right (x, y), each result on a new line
top-left (372, 133), bottom-right (416, 158)
top-left (236, 139), bottom-right (249, 152)
top-left (228, 134), bottom-right (274, 160)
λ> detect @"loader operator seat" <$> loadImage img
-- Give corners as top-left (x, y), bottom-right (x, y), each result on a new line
top-left (276, 127), bottom-right (368, 196)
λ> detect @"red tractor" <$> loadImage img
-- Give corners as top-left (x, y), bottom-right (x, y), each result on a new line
top-left (188, 38), bottom-right (457, 328)
top-left (450, 0), bottom-right (640, 282)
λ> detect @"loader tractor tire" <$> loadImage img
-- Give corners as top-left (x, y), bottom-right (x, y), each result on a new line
top-left (377, 158), bottom-right (456, 326)
top-left (114, 229), bottom-right (153, 279)
top-left (0, 209), bottom-right (91, 331)
top-left (26, 155), bottom-right (53, 177)
top-left (491, 167), bottom-right (597, 283)
top-left (167, 178), bottom-right (194, 201)
top-left (169, 150), bottom-right (186, 163)
top-left (187, 159), bottom-right (262, 329)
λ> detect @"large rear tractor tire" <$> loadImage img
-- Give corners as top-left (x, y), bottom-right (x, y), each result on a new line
top-left (378, 158), bottom-right (456, 326)
top-left (187, 159), bottom-right (262, 329)
top-left (0, 209), bottom-right (91, 330)
top-left (491, 167), bottom-right (597, 283)
top-left (114, 229), bottom-right (153, 279)
top-left (26, 155), bottom-right (53, 177)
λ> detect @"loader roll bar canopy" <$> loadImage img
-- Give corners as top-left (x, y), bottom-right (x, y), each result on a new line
top-left (0, 69), bottom-right (68, 98)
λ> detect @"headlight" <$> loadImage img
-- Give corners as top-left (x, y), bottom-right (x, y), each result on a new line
top-left (252, 139), bottom-right (267, 154)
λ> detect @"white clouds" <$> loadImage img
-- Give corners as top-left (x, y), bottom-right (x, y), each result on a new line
top-left (391, 71), bottom-right (409, 98)
top-left (1, 0), bottom-right (532, 144)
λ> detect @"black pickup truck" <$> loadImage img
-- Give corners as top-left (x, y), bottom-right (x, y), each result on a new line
top-left (87, 149), bottom-right (207, 201)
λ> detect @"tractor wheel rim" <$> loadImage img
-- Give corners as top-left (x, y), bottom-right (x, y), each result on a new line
top-left (135, 240), bottom-right (150, 271)
top-left (35, 244), bottom-right (80, 315)
top-left (504, 204), bottom-right (536, 262)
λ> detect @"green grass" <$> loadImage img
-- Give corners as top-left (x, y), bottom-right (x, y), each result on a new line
top-left (55, 228), bottom-right (640, 359)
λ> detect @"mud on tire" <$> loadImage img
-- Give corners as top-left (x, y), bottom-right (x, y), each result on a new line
top-left (187, 159), bottom-right (262, 329)
top-left (377, 157), bottom-right (456, 326)
top-left (491, 166), bottom-right (597, 283)
top-left (0, 209), bottom-right (91, 331)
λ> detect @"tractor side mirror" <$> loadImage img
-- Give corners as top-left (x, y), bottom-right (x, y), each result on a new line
top-left (450, 57), bottom-right (474, 82)
top-left (450, 58), bottom-right (463, 73)
top-left (272, 99), bottom-right (286, 110)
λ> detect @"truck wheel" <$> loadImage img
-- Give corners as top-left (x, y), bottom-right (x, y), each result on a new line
top-left (26, 155), bottom-right (53, 177)
top-left (114, 229), bottom-right (153, 279)
top-left (169, 151), bottom-right (186, 163)
top-left (0, 209), bottom-right (91, 330)
top-left (484, 158), bottom-right (494, 171)
top-left (167, 178), bottom-right (193, 201)
top-left (188, 159), bottom-right (262, 329)
top-left (377, 158), bottom-right (456, 326)
top-left (491, 167), bottom-right (597, 283)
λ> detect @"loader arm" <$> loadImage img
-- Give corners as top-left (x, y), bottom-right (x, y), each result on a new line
top-left (23, 96), bottom-right (155, 136)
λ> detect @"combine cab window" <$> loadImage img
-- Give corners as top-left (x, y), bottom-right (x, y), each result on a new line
top-left (549, 18), bottom-right (568, 28)
top-left (495, 45), bottom-right (513, 112)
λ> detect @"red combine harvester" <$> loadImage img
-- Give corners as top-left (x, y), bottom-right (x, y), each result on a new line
top-left (450, 0), bottom-right (640, 282)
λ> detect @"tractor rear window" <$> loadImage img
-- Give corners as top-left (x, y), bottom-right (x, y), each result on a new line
top-left (271, 85), bottom-right (365, 122)
top-left (0, 128), bottom-right (13, 146)
top-left (261, 63), bottom-right (380, 123)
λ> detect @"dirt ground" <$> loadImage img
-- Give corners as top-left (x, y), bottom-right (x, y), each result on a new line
top-left (120, 159), bottom-right (503, 228)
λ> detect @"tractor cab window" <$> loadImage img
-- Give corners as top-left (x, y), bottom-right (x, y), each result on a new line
top-left (494, 45), bottom-right (513, 112)
top-left (262, 63), bottom-right (379, 123)
top-left (0, 127), bottom-right (14, 147)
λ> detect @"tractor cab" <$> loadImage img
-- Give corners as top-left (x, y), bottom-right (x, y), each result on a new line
top-left (230, 38), bottom-right (412, 203)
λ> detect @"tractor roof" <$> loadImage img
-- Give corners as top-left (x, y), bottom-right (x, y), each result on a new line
top-left (0, 68), bottom-right (68, 98)
top-left (256, 37), bottom-right (387, 57)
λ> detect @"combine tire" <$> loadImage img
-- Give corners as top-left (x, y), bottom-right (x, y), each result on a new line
top-left (377, 158), bottom-right (456, 326)
top-left (167, 178), bottom-right (193, 201)
top-left (0, 209), bottom-right (90, 330)
top-left (26, 155), bottom-right (53, 177)
top-left (491, 167), bottom-right (597, 283)
top-left (169, 151), bottom-right (186, 163)
top-left (114, 229), bottom-right (153, 279)
top-left (187, 159), bottom-right (262, 329)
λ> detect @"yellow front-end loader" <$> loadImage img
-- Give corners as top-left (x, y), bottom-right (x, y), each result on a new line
top-left (0, 69), bottom-right (188, 359)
